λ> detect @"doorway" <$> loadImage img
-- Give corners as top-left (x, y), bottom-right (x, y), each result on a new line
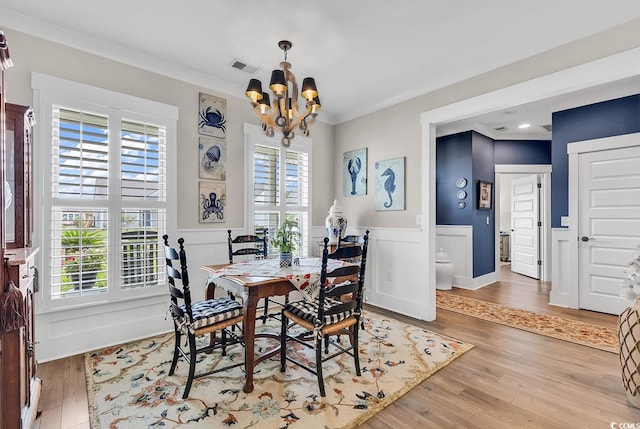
top-left (495, 166), bottom-right (551, 283)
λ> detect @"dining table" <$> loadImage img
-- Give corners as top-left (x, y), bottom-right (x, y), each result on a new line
top-left (201, 257), bottom-right (349, 393)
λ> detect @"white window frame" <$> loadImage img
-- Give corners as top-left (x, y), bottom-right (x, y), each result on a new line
top-left (31, 73), bottom-right (178, 312)
top-left (243, 123), bottom-right (313, 257)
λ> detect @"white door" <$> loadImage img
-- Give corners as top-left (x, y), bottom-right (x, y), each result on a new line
top-left (510, 174), bottom-right (540, 279)
top-left (578, 145), bottom-right (640, 315)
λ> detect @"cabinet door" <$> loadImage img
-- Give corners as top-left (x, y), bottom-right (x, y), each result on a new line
top-left (4, 103), bottom-right (34, 249)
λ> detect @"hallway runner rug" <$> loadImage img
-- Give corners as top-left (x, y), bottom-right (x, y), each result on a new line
top-left (85, 310), bottom-right (472, 429)
top-left (436, 290), bottom-right (618, 353)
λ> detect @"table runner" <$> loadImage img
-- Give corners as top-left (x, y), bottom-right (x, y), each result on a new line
top-left (208, 257), bottom-right (348, 301)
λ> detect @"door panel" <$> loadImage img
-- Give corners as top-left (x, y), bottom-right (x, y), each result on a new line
top-left (510, 175), bottom-right (540, 279)
top-left (578, 144), bottom-right (640, 315)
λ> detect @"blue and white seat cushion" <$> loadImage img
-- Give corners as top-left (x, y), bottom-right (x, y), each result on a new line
top-left (284, 297), bottom-right (355, 326)
top-left (176, 297), bottom-right (243, 333)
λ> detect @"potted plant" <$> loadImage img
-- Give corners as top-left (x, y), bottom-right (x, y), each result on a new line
top-left (272, 218), bottom-right (302, 267)
top-left (61, 229), bottom-right (107, 290)
top-left (619, 244), bottom-right (640, 408)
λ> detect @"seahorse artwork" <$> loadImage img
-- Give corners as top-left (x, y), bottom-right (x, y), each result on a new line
top-left (381, 168), bottom-right (396, 208)
top-left (348, 156), bottom-right (361, 195)
top-left (374, 157), bottom-right (405, 211)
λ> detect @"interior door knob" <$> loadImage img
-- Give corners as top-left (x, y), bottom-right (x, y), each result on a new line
top-left (581, 236), bottom-right (595, 242)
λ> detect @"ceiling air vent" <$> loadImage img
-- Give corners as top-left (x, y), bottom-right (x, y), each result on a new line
top-left (230, 59), bottom-right (259, 74)
top-left (494, 126), bottom-right (508, 132)
top-left (541, 124), bottom-right (552, 132)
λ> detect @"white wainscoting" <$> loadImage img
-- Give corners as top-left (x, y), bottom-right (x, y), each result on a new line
top-left (359, 227), bottom-right (430, 320)
top-left (436, 225), bottom-right (472, 288)
top-left (435, 225), bottom-right (498, 290)
top-left (36, 229), bottom-right (233, 362)
top-left (550, 228), bottom-right (571, 308)
top-left (35, 226), bottom-right (432, 361)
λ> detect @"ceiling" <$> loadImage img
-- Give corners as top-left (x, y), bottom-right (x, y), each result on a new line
top-left (1, 0), bottom-right (640, 138)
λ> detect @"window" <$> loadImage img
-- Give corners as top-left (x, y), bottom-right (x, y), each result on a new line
top-left (244, 124), bottom-right (311, 257)
top-left (33, 73), bottom-right (177, 309)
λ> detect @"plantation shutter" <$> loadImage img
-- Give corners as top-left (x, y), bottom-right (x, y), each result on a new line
top-left (54, 108), bottom-right (109, 199)
top-left (121, 120), bottom-right (165, 200)
top-left (249, 139), bottom-right (311, 258)
top-left (49, 106), bottom-right (167, 300)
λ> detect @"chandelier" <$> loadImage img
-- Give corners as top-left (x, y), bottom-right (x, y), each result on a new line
top-left (245, 40), bottom-right (320, 147)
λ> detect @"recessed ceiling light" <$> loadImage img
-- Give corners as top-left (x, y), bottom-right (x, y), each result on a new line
top-left (518, 123), bottom-right (531, 129)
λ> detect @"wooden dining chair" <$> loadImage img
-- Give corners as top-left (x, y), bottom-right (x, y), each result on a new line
top-left (227, 229), bottom-right (280, 323)
top-left (279, 235), bottom-right (369, 397)
top-left (328, 230), bottom-right (370, 338)
top-left (163, 235), bottom-right (244, 399)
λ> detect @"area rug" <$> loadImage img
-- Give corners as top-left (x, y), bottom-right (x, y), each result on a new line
top-left (436, 290), bottom-right (618, 353)
top-left (85, 311), bottom-right (472, 428)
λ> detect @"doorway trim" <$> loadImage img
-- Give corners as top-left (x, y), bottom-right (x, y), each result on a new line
top-left (566, 132), bottom-right (640, 309)
top-left (495, 165), bottom-right (552, 282)
top-left (421, 47), bottom-right (640, 319)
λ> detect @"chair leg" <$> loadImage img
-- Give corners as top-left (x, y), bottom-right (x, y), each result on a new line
top-left (169, 328), bottom-right (181, 376)
top-left (324, 335), bottom-right (329, 354)
top-left (316, 335), bottom-right (326, 397)
top-left (280, 311), bottom-right (288, 372)
top-left (221, 328), bottom-right (227, 356)
top-left (262, 298), bottom-right (269, 323)
top-left (183, 332), bottom-right (197, 399)
top-left (353, 324), bottom-right (361, 376)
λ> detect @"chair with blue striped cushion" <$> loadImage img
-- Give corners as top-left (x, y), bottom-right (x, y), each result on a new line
top-left (163, 235), bottom-right (244, 399)
top-left (279, 234), bottom-right (369, 397)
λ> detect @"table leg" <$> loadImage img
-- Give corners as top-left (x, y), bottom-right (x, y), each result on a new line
top-left (243, 289), bottom-right (259, 393)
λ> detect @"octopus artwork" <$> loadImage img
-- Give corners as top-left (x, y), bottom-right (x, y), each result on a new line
top-left (199, 182), bottom-right (226, 223)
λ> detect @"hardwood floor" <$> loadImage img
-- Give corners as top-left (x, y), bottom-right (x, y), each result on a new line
top-left (34, 265), bottom-right (640, 428)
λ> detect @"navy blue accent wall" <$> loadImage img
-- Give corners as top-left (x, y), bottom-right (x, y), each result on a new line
top-left (471, 132), bottom-right (495, 277)
top-left (436, 132), bottom-right (473, 225)
top-left (494, 140), bottom-right (551, 164)
top-left (551, 94), bottom-right (640, 228)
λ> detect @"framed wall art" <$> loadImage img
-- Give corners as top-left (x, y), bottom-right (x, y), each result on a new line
top-left (343, 148), bottom-right (367, 196)
top-left (374, 157), bottom-right (405, 211)
top-left (199, 137), bottom-right (226, 180)
top-left (478, 180), bottom-right (493, 210)
top-left (199, 181), bottom-right (226, 223)
top-left (198, 92), bottom-right (227, 139)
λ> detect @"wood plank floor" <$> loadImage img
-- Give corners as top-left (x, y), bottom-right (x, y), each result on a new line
top-left (34, 265), bottom-right (640, 428)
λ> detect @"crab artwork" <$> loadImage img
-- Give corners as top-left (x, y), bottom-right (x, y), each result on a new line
top-left (198, 93), bottom-right (227, 138)
top-left (199, 106), bottom-right (226, 134)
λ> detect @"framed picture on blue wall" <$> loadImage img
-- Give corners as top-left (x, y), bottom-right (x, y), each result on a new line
top-left (478, 180), bottom-right (493, 210)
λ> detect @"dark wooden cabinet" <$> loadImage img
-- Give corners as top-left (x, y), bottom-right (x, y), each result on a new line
top-left (0, 30), bottom-right (41, 429)
top-left (1, 249), bottom-right (40, 429)
top-left (5, 103), bottom-right (34, 249)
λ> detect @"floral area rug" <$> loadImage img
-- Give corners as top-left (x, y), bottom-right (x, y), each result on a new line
top-left (436, 290), bottom-right (618, 353)
top-left (85, 310), bottom-right (472, 428)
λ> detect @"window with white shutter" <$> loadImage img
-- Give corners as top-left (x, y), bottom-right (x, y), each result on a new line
top-left (33, 74), bottom-right (177, 309)
top-left (244, 124), bottom-right (311, 258)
